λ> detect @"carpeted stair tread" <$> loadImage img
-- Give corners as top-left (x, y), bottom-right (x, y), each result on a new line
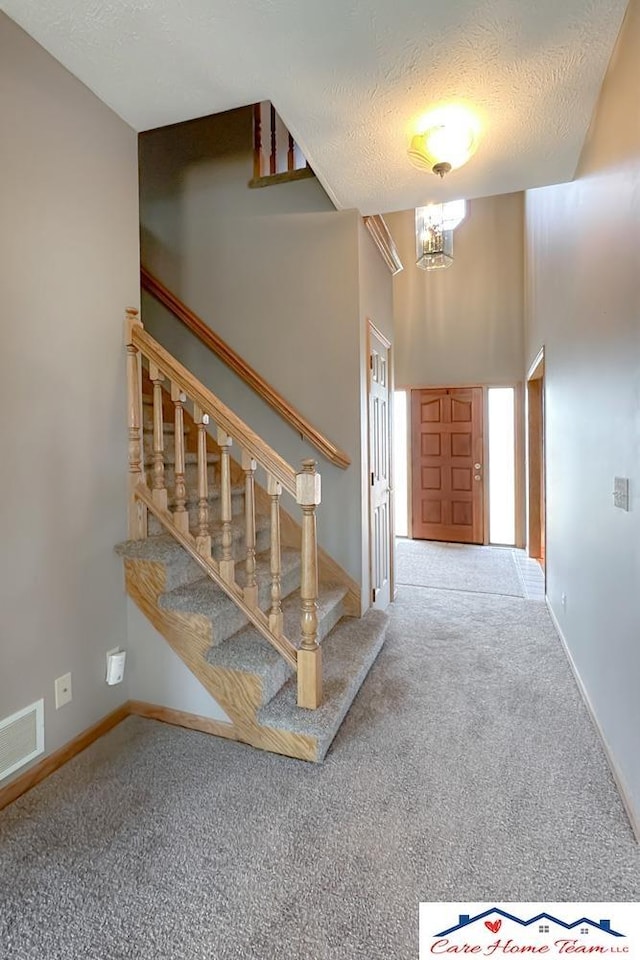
top-left (143, 450), bottom-right (219, 467)
top-left (158, 548), bottom-right (301, 647)
top-left (148, 510), bottom-right (270, 557)
top-left (173, 483), bottom-right (244, 505)
top-left (257, 609), bottom-right (389, 761)
top-left (115, 511), bottom-right (269, 590)
top-left (146, 485), bottom-right (248, 537)
top-left (183, 485), bottom-right (245, 513)
top-left (115, 534), bottom-right (204, 592)
top-left (206, 584), bottom-right (348, 706)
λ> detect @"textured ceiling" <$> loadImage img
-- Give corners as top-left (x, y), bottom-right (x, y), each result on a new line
top-left (1, 0), bottom-right (629, 213)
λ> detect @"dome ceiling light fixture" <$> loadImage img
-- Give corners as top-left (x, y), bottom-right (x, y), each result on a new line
top-left (408, 106), bottom-right (480, 178)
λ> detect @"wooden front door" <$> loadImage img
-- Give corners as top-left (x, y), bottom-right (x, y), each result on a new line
top-left (369, 325), bottom-right (392, 609)
top-left (411, 387), bottom-right (484, 543)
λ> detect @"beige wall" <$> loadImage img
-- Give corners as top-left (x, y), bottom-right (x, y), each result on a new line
top-left (0, 14), bottom-right (140, 774)
top-left (525, 0), bottom-right (640, 831)
top-left (140, 109), bottom-right (366, 583)
top-left (387, 194), bottom-right (524, 388)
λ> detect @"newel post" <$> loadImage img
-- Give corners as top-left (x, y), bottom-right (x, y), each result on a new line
top-left (125, 308), bottom-right (147, 540)
top-left (296, 459), bottom-right (322, 709)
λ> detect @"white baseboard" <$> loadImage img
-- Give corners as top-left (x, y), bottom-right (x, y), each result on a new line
top-left (545, 597), bottom-right (640, 843)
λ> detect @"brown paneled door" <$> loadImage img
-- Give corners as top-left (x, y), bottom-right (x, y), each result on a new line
top-left (411, 387), bottom-right (484, 543)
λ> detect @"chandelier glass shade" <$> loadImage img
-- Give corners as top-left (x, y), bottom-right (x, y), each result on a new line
top-left (415, 201), bottom-right (466, 270)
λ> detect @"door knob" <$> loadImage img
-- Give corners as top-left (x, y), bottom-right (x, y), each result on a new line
top-left (474, 474), bottom-right (481, 481)
top-left (474, 463), bottom-right (482, 470)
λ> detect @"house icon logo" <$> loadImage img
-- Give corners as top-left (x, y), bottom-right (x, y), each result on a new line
top-left (419, 902), bottom-right (638, 960)
top-left (436, 909), bottom-right (625, 939)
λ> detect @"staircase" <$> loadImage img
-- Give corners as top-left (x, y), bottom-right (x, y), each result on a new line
top-left (116, 307), bottom-right (388, 762)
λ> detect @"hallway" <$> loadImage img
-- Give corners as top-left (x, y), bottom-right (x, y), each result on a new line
top-left (396, 538), bottom-right (546, 600)
top-left (1, 545), bottom-right (638, 960)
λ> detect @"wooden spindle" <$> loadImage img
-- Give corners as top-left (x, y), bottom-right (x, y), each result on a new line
top-left (296, 459), bottom-right (322, 708)
top-left (270, 103), bottom-right (277, 176)
top-left (217, 428), bottom-right (235, 583)
top-left (268, 474), bottom-right (283, 635)
top-left (125, 308), bottom-right (147, 540)
top-left (194, 403), bottom-right (211, 559)
top-left (149, 362), bottom-right (168, 511)
top-left (171, 382), bottom-right (189, 534)
top-left (287, 132), bottom-right (295, 172)
top-left (242, 449), bottom-right (258, 607)
top-left (253, 103), bottom-right (262, 180)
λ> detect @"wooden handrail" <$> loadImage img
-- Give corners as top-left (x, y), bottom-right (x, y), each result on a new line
top-left (141, 266), bottom-right (351, 470)
top-left (132, 325), bottom-right (298, 497)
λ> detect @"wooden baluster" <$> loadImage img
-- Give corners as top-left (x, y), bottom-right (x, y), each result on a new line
top-left (296, 460), bottom-right (322, 708)
top-left (242, 450), bottom-right (258, 607)
top-left (193, 404), bottom-right (211, 559)
top-left (268, 475), bottom-right (283, 634)
top-left (287, 132), bottom-right (295, 172)
top-left (171, 383), bottom-right (189, 534)
top-left (125, 308), bottom-right (147, 540)
top-left (217, 428), bottom-right (235, 583)
top-left (270, 103), bottom-right (277, 176)
top-left (149, 362), bottom-right (168, 511)
top-left (253, 103), bottom-right (262, 180)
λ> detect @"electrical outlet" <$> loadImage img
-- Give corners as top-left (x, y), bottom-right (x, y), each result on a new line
top-left (561, 592), bottom-right (567, 609)
top-left (54, 673), bottom-right (72, 709)
top-left (613, 477), bottom-right (630, 511)
top-left (106, 647), bottom-right (120, 671)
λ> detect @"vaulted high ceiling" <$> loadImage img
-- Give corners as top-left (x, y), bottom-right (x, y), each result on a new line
top-left (2, 0), bottom-right (629, 213)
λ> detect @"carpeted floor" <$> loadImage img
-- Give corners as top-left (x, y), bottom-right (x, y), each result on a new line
top-left (1, 553), bottom-right (638, 959)
top-left (396, 538), bottom-right (525, 596)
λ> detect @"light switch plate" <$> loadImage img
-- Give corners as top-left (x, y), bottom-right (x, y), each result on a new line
top-left (613, 477), bottom-right (630, 511)
top-left (55, 672), bottom-right (72, 709)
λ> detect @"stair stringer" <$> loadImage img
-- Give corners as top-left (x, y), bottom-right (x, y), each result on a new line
top-left (124, 557), bottom-right (319, 761)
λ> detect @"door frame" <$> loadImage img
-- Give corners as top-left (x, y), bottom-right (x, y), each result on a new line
top-left (526, 348), bottom-right (546, 568)
top-left (404, 381), bottom-right (525, 547)
top-left (367, 320), bottom-right (395, 605)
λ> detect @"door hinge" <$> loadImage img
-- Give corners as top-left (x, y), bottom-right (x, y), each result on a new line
top-left (371, 471), bottom-right (375, 485)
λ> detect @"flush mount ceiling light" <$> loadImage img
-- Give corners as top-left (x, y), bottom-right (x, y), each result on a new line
top-left (409, 106), bottom-right (480, 177)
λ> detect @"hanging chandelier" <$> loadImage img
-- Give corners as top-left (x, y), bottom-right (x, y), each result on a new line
top-left (415, 200), bottom-right (466, 270)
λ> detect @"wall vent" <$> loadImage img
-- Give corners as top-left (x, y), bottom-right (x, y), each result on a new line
top-left (0, 699), bottom-right (44, 782)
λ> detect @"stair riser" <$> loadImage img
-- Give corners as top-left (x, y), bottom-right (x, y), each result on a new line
top-left (143, 434), bottom-right (220, 464)
top-left (258, 597), bottom-right (345, 707)
top-left (148, 515), bottom-right (270, 561)
top-left (145, 482), bottom-right (244, 523)
top-left (207, 556), bottom-right (301, 648)
top-left (144, 462), bottom-right (219, 494)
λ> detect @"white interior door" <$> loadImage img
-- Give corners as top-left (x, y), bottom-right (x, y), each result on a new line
top-left (369, 324), bottom-right (392, 610)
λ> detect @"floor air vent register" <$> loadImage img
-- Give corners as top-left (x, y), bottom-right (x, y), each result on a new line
top-left (0, 699), bottom-right (44, 781)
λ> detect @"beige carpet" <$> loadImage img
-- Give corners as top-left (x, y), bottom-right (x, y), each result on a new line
top-left (1, 581), bottom-right (638, 959)
top-left (396, 538), bottom-right (524, 597)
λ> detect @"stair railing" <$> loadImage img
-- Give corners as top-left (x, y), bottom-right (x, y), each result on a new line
top-left (141, 267), bottom-right (350, 469)
top-left (250, 101), bottom-right (313, 185)
top-left (125, 308), bottom-right (322, 709)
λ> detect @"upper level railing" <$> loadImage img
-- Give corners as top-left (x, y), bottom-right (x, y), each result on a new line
top-left (141, 267), bottom-right (351, 470)
top-left (125, 308), bottom-right (323, 708)
top-left (249, 101), bottom-right (314, 188)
